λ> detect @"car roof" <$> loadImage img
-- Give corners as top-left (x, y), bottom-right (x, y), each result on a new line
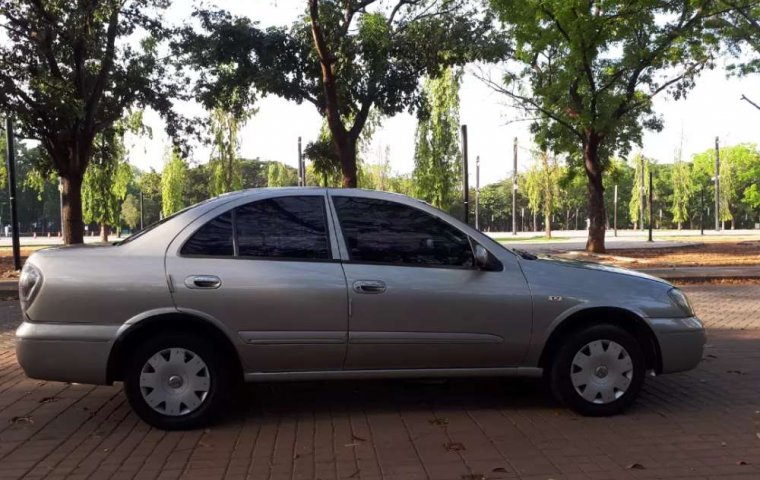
top-left (203, 187), bottom-right (428, 207)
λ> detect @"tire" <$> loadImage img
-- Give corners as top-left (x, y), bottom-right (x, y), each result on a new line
top-left (548, 324), bottom-right (645, 416)
top-left (123, 332), bottom-right (234, 430)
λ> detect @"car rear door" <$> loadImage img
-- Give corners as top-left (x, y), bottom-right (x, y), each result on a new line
top-left (329, 193), bottom-right (533, 370)
top-left (165, 191), bottom-right (348, 374)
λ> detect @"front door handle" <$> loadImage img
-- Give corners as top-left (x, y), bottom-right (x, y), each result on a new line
top-left (353, 280), bottom-right (386, 294)
top-left (185, 275), bottom-right (222, 289)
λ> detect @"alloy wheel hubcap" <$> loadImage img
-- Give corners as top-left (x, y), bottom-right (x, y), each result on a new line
top-left (570, 339), bottom-right (633, 405)
top-left (139, 348), bottom-right (210, 416)
top-left (167, 375), bottom-right (184, 389)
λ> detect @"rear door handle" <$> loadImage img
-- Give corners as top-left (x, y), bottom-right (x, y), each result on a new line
top-left (185, 275), bottom-right (222, 289)
top-left (353, 280), bottom-right (386, 294)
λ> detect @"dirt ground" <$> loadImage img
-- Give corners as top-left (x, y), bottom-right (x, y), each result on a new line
top-left (0, 248), bottom-right (38, 278)
top-left (561, 240), bottom-right (760, 268)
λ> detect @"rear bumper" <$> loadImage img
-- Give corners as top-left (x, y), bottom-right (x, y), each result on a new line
top-left (649, 316), bottom-right (706, 374)
top-left (15, 321), bottom-right (119, 385)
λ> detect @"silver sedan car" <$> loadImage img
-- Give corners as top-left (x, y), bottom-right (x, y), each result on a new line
top-left (16, 188), bottom-right (705, 430)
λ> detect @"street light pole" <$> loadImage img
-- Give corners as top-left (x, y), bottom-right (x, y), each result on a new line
top-left (512, 137), bottom-right (517, 236)
top-left (58, 177), bottom-right (63, 236)
top-left (613, 184), bottom-right (618, 237)
top-left (461, 125), bottom-right (469, 225)
top-left (648, 169), bottom-right (653, 242)
top-left (700, 186), bottom-right (704, 236)
top-left (475, 156), bottom-right (480, 230)
top-left (714, 136), bottom-right (720, 231)
top-left (5, 117), bottom-right (21, 270)
top-left (297, 136), bottom-right (304, 187)
top-left (639, 156), bottom-right (645, 231)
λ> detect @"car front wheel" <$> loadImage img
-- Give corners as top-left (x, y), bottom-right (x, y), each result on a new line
top-left (548, 324), bottom-right (645, 416)
top-left (124, 333), bottom-right (233, 430)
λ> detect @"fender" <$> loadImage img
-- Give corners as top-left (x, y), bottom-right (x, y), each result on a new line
top-left (106, 306), bottom-right (245, 383)
top-left (523, 301), bottom-right (654, 367)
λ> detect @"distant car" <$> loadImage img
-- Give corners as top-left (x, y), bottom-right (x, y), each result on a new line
top-left (16, 189), bottom-right (705, 430)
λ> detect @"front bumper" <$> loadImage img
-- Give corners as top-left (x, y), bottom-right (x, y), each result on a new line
top-left (649, 316), bottom-right (706, 374)
top-left (15, 321), bottom-right (119, 385)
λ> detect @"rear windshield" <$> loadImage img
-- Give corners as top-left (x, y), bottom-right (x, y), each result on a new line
top-left (116, 199), bottom-right (214, 245)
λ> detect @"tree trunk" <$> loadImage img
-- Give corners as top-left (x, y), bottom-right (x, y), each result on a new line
top-left (100, 222), bottom-right (109, 243)
top-left (337, 136), bottom-right (358, 188)
top-left (61, 174), bottom-right (84, 245)
top-left (308, 0), bottom-right (359, 188)
top-left (583, 136), bottom-right (606, 253)
top-left (545, 212), bottom-right (552, 239)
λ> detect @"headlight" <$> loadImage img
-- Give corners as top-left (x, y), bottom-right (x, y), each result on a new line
top-left (667, 288), bottom-right (693, 316)
top-left (19, 262), bottom-right (42, 311)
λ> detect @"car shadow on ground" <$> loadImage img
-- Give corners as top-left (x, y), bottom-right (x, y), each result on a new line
top-left (214, 327), bottom-right (760, 428)
top-left (231, 376), bottom-right (554, 420)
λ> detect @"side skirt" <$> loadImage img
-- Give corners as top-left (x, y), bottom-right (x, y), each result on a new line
top-left (244, 367), bottom-right (543, 383)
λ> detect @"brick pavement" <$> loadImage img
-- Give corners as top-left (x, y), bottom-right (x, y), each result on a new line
top-left (0, 285), bottom-right (759, 480)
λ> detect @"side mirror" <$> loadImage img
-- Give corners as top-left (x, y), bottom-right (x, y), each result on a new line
top-left (474, 244), bottom-right (489, 269)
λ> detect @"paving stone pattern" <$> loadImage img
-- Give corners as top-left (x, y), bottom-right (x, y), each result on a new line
top-left (0, 286), bottom-right (759, 479)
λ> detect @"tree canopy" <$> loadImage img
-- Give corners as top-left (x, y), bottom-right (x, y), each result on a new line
top-left (0, 0), bottom-right (178, 244)
top-left (161, 150), bottom-right (187, 217)
top-left (413, 68), bottom-right (463, 211)
top-left (487, 0), bottom-right (728, 252)
top-left (177, 0), bottom-right (505, 188)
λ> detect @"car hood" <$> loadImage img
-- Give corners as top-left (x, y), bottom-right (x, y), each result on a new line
top-left (532, 255), bottom-right (672, 286)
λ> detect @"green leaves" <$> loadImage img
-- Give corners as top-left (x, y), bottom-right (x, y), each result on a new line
top-left (208, 107), bottom-right (250, 196)
top-left (161, 149), bottom-right (187, 217)
top-left (413, 67), bottom-right (462, 211)
top-left (490, 0), bottom-right (725, 160)
top-left (180, 1), bottom-right (505, 186)
top-left (82, 124), bottom-right (134, 229)
top-left (717, 0), bottom-right (760, 76)
top-left (0, 0), bottom-right (177, 242)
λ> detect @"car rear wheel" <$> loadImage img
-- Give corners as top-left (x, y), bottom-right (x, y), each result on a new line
top-left (548, 324), bottom-right (645, 416)
top-left (124, 333), bottom-right (233, 430)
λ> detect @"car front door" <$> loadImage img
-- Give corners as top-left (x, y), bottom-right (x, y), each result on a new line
top-left (330, 193), bottom-right (533, 370)
top-left (166, 192), bottom-right (348, 374)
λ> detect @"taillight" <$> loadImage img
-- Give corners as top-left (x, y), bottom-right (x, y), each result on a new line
top-left (19, 262), bottom-right (42, 311)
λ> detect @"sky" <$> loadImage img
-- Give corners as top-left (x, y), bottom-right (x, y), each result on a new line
top-left (127, 0), bottom-right (760, 187)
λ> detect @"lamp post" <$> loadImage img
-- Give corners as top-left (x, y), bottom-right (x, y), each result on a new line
top-left (461, 125), bottom-right (469, 225)
top-left (613, 184), bottom-right (618, 237)
top-left (139, 190), bottom-right (144, 230)
top-left (700, 185), bottom-right (705, 236)
top-left (647, 169), bottom-right (653, 242)
top-left (297, 136), bottom-right (304, 187)
top-left (58, 176), bottom-right (63, 236)
top-left (714, 137), bottom-right (720, 231)
top-left (512, 137), bottom-right (517, 235)
top-left (475, 156), bottom-right (480, 230)
top-left (5, 117), bottom-right (21, 270)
